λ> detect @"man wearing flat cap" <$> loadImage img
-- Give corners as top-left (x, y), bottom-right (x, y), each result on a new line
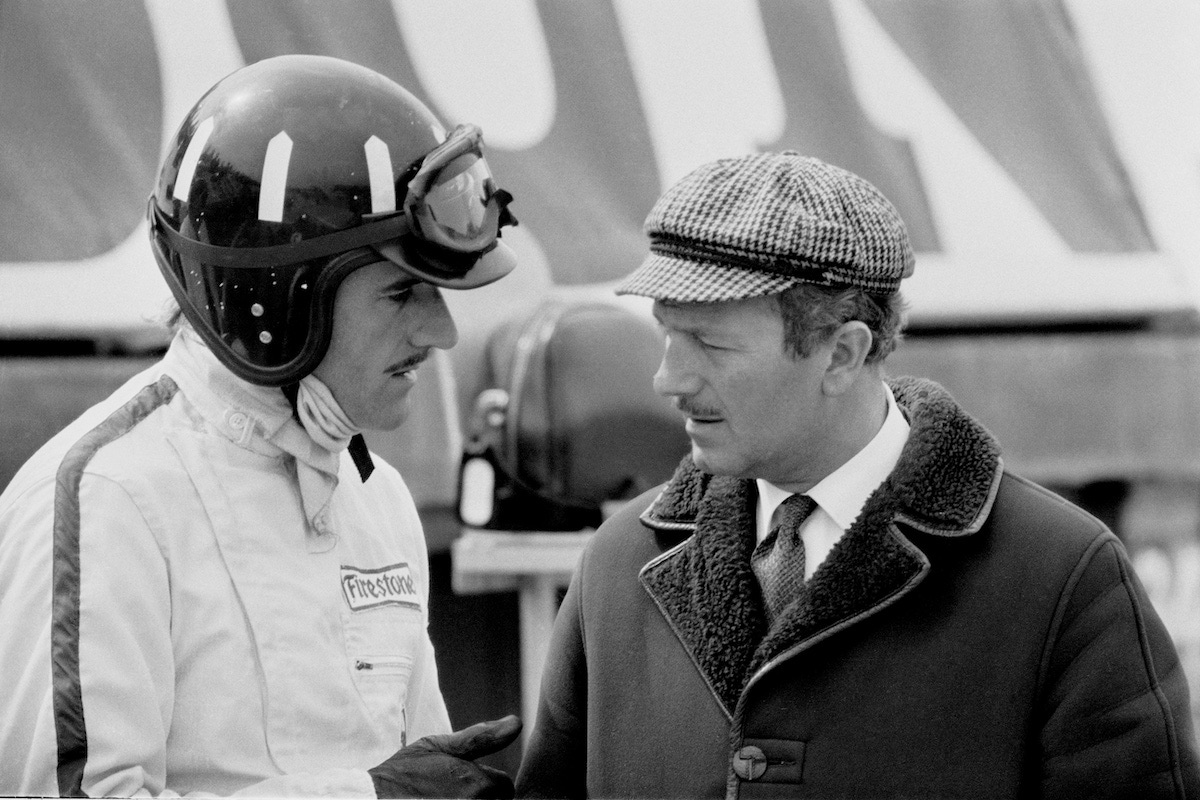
top-left (516, 152), bottom-right (1199, 799)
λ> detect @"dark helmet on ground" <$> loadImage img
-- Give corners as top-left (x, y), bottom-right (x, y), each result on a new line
top-left (149, 54), bottom-right (517, 386)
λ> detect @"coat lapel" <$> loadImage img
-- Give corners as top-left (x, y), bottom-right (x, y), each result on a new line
top-left (637, 377), bottom-right (1004, 711)
top-left (747, 473), bottom-right (928, 676)
top-left (640, 470), bottom-right (766, 717)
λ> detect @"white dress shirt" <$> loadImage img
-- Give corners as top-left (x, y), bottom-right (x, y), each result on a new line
top-left (756, 383), bottom-right (910, 581)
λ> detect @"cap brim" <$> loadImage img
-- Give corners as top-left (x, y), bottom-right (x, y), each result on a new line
top-left (375, 239), bottom-right (516, 290)
top-left (615, 253), bottom-right (800, 303)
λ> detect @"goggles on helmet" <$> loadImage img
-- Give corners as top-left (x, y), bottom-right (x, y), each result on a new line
top-left (411, 124), bottom-right (511, 253)
top-left (149, 123), bottom-right (515, 288)
top-left (373, 123), bottom-right (516, 286)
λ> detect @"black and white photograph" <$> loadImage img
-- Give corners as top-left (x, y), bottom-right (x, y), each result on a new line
top-left (1, 1), bottom-right (1198, 797)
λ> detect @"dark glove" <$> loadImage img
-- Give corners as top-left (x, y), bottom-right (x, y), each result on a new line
top-left (369, 715), bottom-right (523, 799)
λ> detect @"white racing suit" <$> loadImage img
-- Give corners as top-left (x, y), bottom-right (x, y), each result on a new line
top-left (0, 332), bottom-right (452, 796)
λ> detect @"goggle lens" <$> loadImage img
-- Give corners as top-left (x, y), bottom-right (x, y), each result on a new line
top-left (420, 155), bottom-right (498, 247)
top-left (406, 125), bottom-right (509, 257)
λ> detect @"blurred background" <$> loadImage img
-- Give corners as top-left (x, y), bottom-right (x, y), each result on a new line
top-left (2, 0), bottom-right (1198, 776)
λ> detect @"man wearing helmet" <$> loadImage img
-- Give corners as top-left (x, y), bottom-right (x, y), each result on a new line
top-left (0, 56), bottom-right (521, 797)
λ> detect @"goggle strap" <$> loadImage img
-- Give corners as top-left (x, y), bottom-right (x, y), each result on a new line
top-left (149, 199), bottom-right (412, 270)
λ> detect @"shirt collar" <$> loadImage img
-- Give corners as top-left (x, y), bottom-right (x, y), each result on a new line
top-left (757, 382), bottom-right (910, 531)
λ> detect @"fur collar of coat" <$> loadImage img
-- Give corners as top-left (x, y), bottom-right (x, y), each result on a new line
top-left (637, 376), bottom-right (1005, 717)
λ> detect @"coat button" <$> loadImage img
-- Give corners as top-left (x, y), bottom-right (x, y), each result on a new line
top-left (732, 745), bottom-right (767, 781)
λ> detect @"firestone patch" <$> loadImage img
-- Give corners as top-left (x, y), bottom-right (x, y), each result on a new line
top-left (340, 563), bottom-right (420, 612)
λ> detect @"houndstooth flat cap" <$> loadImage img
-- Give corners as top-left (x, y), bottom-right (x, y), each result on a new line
top-left (616, 152), bottom-right (914, 302)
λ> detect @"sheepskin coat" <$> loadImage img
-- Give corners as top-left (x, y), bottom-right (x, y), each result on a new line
top-left (517, 377), bottom-right (1199, 799)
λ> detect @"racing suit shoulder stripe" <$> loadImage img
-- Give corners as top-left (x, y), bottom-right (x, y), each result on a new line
top-left (51, 375), bottom-right (178, 797)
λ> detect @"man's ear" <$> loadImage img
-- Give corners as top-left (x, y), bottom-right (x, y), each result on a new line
top-left (822, 321), bottom-right (873, 395)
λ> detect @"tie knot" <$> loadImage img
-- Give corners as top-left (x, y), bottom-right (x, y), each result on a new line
top-left (773, 493), bottom-right (817, 534)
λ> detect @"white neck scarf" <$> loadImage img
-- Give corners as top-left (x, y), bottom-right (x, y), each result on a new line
top-left (296, 374), bottom-right (359, 453)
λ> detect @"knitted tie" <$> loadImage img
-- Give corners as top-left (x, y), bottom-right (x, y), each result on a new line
top-left (752, 494), bottom-right (818, 623)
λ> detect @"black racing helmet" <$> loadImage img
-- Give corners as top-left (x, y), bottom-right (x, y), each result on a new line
top-left (149, 55), bottom-right (517, 386)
